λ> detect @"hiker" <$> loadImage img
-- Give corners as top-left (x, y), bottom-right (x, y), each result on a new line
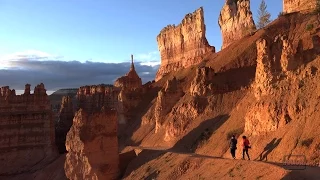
top-left (242, 136), bottom-right (251, 160)
top-left (230, 135), bottom-right (237, 159)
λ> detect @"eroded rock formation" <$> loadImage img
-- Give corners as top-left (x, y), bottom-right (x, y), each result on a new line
top-left (156, 7), bottom-right (215, 81)
top-left (190, 67), bottom-right (215, 96)
top-left (65, 108), bottom-right (119, 180)
top-left (114, 55), bottom-right (142, 90)
top-left (77, 84), bottom-right (120, 113)
top-left (246, 36), bottom-right (302, 135)
top-left (115, 56), bottom-right (143, 124)
top-left (219, 0), bottom-right (256, 49)
top-left (55, 96), bottom-right (74, 153)
top-left (283, 0), bottom-right (317, 13)
top-left (154, 77), bottom-right (184, 133)
top-left (0, 83), bottom-right (57, 174)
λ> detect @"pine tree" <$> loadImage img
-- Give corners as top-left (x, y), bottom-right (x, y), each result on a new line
top-left (257, 0), bottom-right (271, 29)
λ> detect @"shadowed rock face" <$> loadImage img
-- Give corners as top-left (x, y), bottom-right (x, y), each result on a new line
top-left (156, 7), bottom-right (215, 81)
top-left (283, 0), bottom-right (317, 13)
top-left (0, 83), bottom-right (57, 174)
top-left (55, 96), bottom-right (74, 153)
top-left (218, 0), bottom-right (256, 49)
top-left (65, 108), bottom-right (119, 180)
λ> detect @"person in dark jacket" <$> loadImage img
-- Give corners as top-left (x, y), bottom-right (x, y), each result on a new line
top-left (230, 135), bottom-right (237, 159)
top-left (242, 135), bottom-right (251, 160)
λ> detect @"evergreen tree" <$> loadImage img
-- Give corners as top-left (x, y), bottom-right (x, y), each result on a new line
top-left (257, 0), bottom-right (271, 29)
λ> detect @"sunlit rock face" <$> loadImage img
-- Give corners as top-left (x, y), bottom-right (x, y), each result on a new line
top-left (218, 0), bottom-right (256, 49)
top-left (283, 0), bottom-right (317, 13)
top-left (156, 7), bottom-right (215, 81)
top-left (114, 55), bottom-right (142, 90)
top-left (65, 108), bottom-right (119, 180)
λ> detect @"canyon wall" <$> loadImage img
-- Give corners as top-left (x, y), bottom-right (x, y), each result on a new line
top-left (218, 0), bottom-right (256, 49)
top-left (77, 84), bottom-right (120, 113)
top-left (0, 83), bottom-right (57, 174)
top-left (190, 67), bottom-right (215, 96)
top-left (65, 108), bottom-right (119, 180)
top-left (55, 96), bottom-right (74, 153)
top-left (156, 7), bottom-right (215, 81)
top-left (283, 0), bottom-right (317, 13)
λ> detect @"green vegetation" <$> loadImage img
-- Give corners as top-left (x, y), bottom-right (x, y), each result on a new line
top-left (278, 11), bottom-right (285, 18)
top-left (316, 0), bottom-right (320, 13)
top-left (306, 24), bottom-right (314, 31)
top-left (257, 0), bottom-right (271, 29)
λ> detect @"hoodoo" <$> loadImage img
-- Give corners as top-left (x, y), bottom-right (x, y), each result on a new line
top-left (218, 0), bottom-right (256, 49)
top-left (114, 55), bottom-right (142, 90)
top-left (155, 7), bottom-right (215, 81)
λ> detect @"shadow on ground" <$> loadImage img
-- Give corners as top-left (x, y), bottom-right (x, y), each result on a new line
top-left (122, 114), bottom-right (230, 179)
top-left (256, 138), bottom-right (282, 161)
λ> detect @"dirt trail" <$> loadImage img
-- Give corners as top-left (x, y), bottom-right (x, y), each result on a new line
top-left (129, 146), bottom-right (320, 180)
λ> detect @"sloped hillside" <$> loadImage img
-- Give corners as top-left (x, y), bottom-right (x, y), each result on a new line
top-left (121, 12), bottom-right (320, 179)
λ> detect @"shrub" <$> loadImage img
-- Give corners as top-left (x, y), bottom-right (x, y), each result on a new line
top-left (315, 0), bottom-right (320, 13)
top-left (306, 24), bottom-right (314, 31)
top-left (278, 12), bottom-right (285, 17)
top-left (300, 138), bottom-right (314, 147)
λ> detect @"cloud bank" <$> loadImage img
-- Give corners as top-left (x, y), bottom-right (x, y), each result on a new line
top-left (0, 50), bottom-right (160, 91)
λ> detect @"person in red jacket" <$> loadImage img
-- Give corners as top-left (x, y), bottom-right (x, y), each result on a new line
top-left (242, 136), bottom-right (251, 160)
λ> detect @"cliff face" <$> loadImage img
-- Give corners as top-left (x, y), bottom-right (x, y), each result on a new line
top-left (55, 96), bottom-right (74, 153)
top-left (77, 85), bottom-right (120, 113)
top-left (154, 78), bottom-right (184, 133)
top-left (218, 0), bottom-right (256, 49)
top-left (190, 67), bottom-right (215, 96)
top-left (65, 108), bottom-right (119, 180)
top-left (246, 28), bottom-right (320, 135)
top-left (155, 7), bottom-right (215, 81)
top-left (283, 0), bottom-right (317, 13)
top-left (0, 83), bottom-right (57, 174)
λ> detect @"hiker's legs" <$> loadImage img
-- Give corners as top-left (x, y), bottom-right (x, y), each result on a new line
top-left (245, 149), bottom-right (250, 160)
top-left (230, 148), bottom-right (235, 158)
top-left (242, 149), bottom-right (245, 159)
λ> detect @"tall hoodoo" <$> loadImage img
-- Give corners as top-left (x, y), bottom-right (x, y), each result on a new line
top-left (155, 7), bottom-right (215, 81)
top-left (218, 0), bottom-right (256, 49)
top-left (283, 0), bottom-right (317, 13)
top-left (114, 55), bottom-right (142, 90)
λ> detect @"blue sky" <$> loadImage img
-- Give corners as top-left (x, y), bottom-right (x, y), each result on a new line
top-left (0, 0), bottom-right (282, 92)
top-left (0, 0), bottom-right (282, 63)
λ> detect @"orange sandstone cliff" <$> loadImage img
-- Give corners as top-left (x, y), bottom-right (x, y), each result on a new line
top-left (65, 108), bottom-right (119, 180)
top-left (0, 83), bottom-right (57, 175)
top-left (77, 84), bottom-right (119, 113)
top-left (283, 0), bottom-right (317, 13)
top-left (155, 7), bottom-right (215, 81)
top-left (218, 0), bottom-right (256, 49)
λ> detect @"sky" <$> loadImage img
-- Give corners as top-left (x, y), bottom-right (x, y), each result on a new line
top-left (0, 0), bottom-right (282, 94)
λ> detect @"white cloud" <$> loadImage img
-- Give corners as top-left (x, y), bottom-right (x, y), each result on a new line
top-left (136, 51), bottom-right (160, 61)
top-left (0, 50), bottom-right (63, 69)
top-left (140, 61), bottom-right (160, 67)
